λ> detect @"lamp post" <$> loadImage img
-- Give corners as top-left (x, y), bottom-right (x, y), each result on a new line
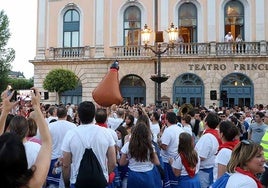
top-left (141, 23), bottom-right (178, 109)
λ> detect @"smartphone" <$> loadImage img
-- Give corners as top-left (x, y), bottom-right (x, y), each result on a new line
top-left (9, 89), bottom-right (17, 102)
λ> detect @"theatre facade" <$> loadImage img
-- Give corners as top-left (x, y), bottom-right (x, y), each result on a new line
top-left (31, 0), bottom-right (268, 108)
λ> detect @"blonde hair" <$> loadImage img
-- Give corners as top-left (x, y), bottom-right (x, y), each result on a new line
top-left (227, 140), bottom-right (263, 173)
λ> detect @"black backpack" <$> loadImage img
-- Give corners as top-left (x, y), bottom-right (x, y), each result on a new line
top-left (74, 130), bottom-right (107, 188)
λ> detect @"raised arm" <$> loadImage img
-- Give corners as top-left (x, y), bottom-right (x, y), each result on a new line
top-left (27, 88), bottom-right (52, 187)
top-left (0, 89), bottom-right (17, 134)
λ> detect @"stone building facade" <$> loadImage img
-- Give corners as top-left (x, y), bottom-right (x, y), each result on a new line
top-left (31, 0), bottom-right (268, 108)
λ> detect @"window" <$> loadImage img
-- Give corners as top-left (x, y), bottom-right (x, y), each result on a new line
top-left (178, 3), bottom-right (197, 42)
top-left (224, 1), bottom-right (244, 40)
top-left (123, 6), bottom-right (141, 46)
top-left (63, 9), bottom-right (80, 48)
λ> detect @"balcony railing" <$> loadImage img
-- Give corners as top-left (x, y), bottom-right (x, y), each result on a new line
top-left (47, 41), bottom-right (268, 60)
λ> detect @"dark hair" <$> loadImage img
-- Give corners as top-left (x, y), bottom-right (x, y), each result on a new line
top-left (78, 101), bottom-right (95, 124)
top-left (256, 111), bottom-right (264, 119)
top-left (166, 112), bottom-right (177, 124)
top-left (116, 125), bottom-right (128, 145)
top-left (129, 122), bottom-right (154, 162)
top-left (182, 114), bottom-right (191, 124)
top-left (48, 106), bottom-right (56, 116)
top-left (152, 112), bottom-right (160, 121)
top-left (0, 133), bottom-right (34, 187)
top-left (219, 120), bottom-right (239, 141)
top-left (57, 106), bottom-right (67, 118)
top-left (4, 114), bottom-right (14, 133)
top-left (178, 132), bottom-right (198, 168)
top-left (27, 118), bottom-right (38, 137)
top-left (9, 116), bottom-right (29, 140)
top-left (205, 112), bottom-right (220, 129)
top-left (95, 109), bottom-right (107, 124)
top-left (125, 114), bottom-right (135, 128)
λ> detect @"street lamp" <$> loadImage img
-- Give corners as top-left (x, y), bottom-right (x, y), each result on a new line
top-left (141, 23), bottom-right (178, 108)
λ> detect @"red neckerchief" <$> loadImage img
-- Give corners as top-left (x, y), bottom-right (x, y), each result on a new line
top-left (96, 123), bottom-right (107, 128)
top-left (235, 167), bottom-right (262, 188)
top-left (218, 139), bottom-right (240, 152)
top-left (203, 128), bottom-right (222, 146)
top-left (179, 152), bottom-right (196, 178)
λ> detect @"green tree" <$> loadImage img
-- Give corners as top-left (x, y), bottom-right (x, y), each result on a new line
top-left (0, 10), bottom-right (15, 93)
top-left (8, 77), bottom-right (34, 90)
top-left (43, 69), bottom-right (78, 103)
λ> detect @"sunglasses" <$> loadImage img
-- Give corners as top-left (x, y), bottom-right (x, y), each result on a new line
top-left (241, 139), bottom-right (253, 145)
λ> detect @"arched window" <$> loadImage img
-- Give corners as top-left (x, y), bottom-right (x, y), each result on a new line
top-left (178, 3), bottom-right (197, 42)
top-left (173, 73), bottom-right (204, 107)
top-left (120, 75), bottom-right (146, 105)
top-left (123, 6), bottom-right (141, 46)
top-left (63, 9), bottom-right (80, 47)
top-left (224, 1), bottom-right (244, 40)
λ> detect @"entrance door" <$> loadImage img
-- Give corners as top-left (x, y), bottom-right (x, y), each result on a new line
top-left (120, 75), bottom-right (146, 106)
top-left (173, 73), bottom-right (204, 107)
top-left (220, 73), bottom-right (253, 107)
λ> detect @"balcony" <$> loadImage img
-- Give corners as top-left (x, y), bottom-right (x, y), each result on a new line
top-left (46, 41), bottom-right (267, 60)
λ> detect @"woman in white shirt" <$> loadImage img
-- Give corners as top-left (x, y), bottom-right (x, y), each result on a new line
top-left (119, 122), bottom-right (162, 188)
top-left (225, 140), bottom-right (265, 188)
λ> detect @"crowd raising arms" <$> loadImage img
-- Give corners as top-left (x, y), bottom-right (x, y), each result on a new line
top-left (0, 88), bottom-right (52, 188)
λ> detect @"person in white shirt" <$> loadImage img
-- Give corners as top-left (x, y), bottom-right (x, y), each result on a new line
top-left (119, 122), bottom-right (162, 188)
top-left (46, 106), bottom-right (77, 187)
top-left (107, 108), bottom-right (125, 130)
top-left (215, 120), bottom-right (239, 179)
top-left (195, 112), bottom-right (221, 188)
top-left (225, 140), bottom-right (265, 188)
top-left (150, 112), bottom-right (161, 143)
top-left (159, 112), bottom-right (185, 188)
top-left (225, 32), bottom-right (234, 42)
top-left (61, 101), bottom-right (116, 187)
top-left (181, 114), bottom-right (193, 136)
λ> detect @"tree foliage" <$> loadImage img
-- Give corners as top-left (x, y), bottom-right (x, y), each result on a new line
top-left (43, 69), bottom-right (78, 102)
top-left (8, 77), bottom-right (34, 90)
top-left (0, 10), bottom-right (15, 92)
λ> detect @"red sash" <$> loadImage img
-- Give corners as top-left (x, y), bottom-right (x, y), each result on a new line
top-left (203, 128), bottom-right (222, 146)
top-left (235, 167), bottom-right (262, 188)
top-left (218, 139), bottom-right (240, 152)
top-left (179, 152), bottom-right (196, 178)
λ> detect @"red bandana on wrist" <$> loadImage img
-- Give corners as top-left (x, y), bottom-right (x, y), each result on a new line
top-left (203, 128), bottom-right (222, 146)
top-left (179, 152), bottom-right (196, 178)
top-left (235, 167), bottom-right (262, 188)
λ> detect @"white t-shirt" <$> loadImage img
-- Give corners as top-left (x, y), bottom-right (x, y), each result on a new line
top-left (150, 122), bottom-right (160, 143)
top-left (226, 172), bottom-right (258, 188)
top-left (49, 120), bottom-right (77, 159)
top-left (172, 153), bottom-right (200, 176)
top-left (61, 124), bottom-right (115, 184)
top-left (183, 124), bottom-right (192, 136)
top-left (214, 148), bottom-right (232, 180)
top-left (121, 142), bottom-right (154, 172)
top-left (107, 117), bottom-right (124, 130)
top-left (195, 133), bottom-right (219, 169)
top-left (24, 141), bottom-right (41, 169)
top-left (215, 148), bottom-right (232, 166)
top-left (160, 124), bottom-right (185, 163)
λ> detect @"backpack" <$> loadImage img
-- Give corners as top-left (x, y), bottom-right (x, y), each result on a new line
top-left (74, 130), bottom-right (107, 188)
top-left (75, 148), bottom-right (107, 188)
top-left (210, 173), bottom-right (230, 188)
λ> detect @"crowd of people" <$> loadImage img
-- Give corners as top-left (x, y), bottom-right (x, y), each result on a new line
top-left (0, 88), bottom-right (268, 188)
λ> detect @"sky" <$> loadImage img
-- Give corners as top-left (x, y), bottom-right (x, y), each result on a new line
top-left (1, 0), bottom-right (37, 79)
